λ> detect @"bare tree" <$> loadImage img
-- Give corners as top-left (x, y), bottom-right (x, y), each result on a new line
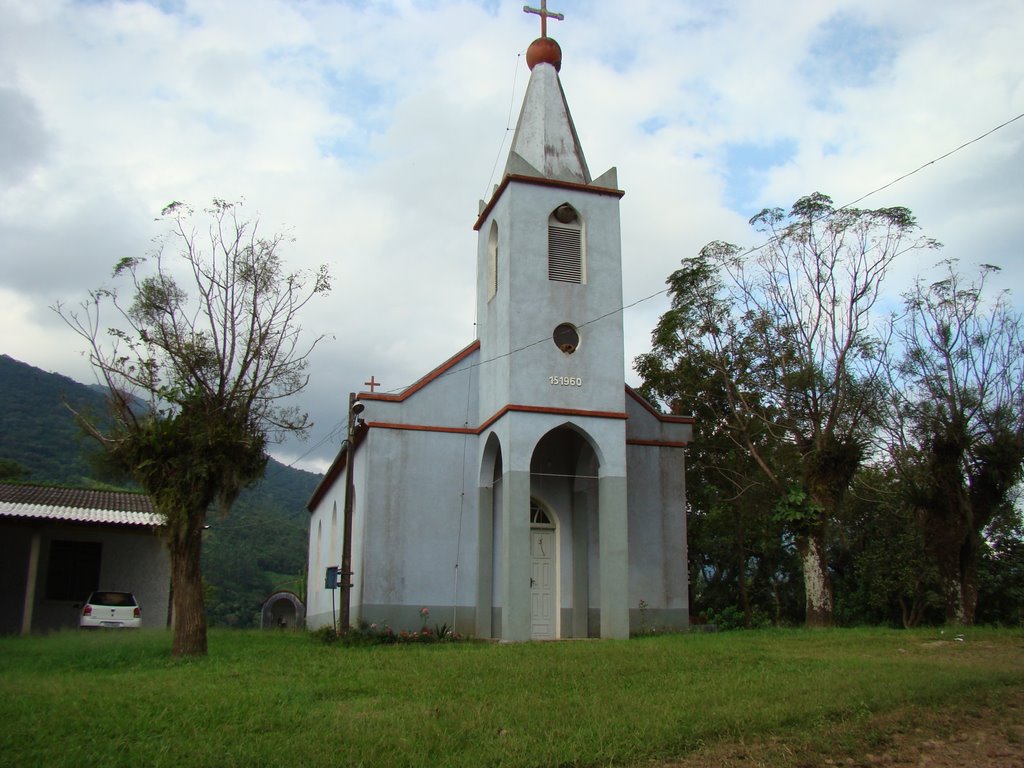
top-left (638, 193), bottom-right (938, 626)
top-left (56, 199), bottom-right (331, 656)
top-left (884, 261), bottom-right (1024, 625)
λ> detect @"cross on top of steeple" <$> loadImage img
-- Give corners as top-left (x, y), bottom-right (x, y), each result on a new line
top-left (523, 1), bottom-right (564, 39)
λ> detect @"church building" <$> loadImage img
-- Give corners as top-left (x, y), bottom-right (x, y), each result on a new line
top-left (306, 12), bottom-right (693, 640)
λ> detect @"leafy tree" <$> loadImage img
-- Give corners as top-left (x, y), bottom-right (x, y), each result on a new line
top-left (56, 199), bottom-right (330, 656)
top-left (637, 193), bottom-right (938, 626)
top-left (636, 261), bottom-right (799, 627)
top-left (831, 467), bottom-right (942, 628)
top-left (975, 490), bottom-right (1024, 626)
top-left (884, 261), bottom-right (1024, 625)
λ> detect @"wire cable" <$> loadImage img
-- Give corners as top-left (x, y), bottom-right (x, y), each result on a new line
top-left (840, 112), bottom-right (1024, 210)
top-left (297, 111), bottom-right (1024, 452)
top-left (482, 52), bottom-right (525, 201)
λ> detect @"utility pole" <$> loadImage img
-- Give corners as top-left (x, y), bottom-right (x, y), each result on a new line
top-left (339, 392), bottom-right (364, 634)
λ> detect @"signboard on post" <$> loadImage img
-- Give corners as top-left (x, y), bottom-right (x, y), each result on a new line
top-left (324, 566), bottom-right (339, 590)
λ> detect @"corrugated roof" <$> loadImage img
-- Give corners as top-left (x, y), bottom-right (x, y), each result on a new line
top-left (0, 483), bottom-right (164, 527)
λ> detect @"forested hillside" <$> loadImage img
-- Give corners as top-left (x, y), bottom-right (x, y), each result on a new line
top-left (0, 355), bottom-right (111, 484)
top-left (0, 354), bottom-right (320, 627)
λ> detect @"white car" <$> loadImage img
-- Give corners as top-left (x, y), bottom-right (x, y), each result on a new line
top-left (79, 591), bottom-right (142, 629)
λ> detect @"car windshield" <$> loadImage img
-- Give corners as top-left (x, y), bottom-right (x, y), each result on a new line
top-left (88, 592), bottom-right (137, 607)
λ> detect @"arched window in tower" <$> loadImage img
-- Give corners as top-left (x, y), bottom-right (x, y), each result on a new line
top-left (548, 203), bottom-right (584, 284)
top-left (487, 220), bottom-right (498, 300)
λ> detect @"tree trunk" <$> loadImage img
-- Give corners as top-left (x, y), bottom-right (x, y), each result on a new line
top-left (959, 532), bottom-right (981, 626)
top-left (735, 519), bottom-right (752, 628)
top-left (941, 575), bottom-right (966, 625)
top-left (933, 527), bottom-right (968, 626)
top-left (169, 511), bottom-right (208, 657)
top-left (900, 590), bottom-right (925, 629)
top-left (798, 531), bottom-right (833, 627)
top-left (770, 576), bottom-right (782, 625)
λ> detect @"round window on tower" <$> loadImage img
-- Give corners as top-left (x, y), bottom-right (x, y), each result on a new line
top-left (553, 323), bottom-right (580, 354)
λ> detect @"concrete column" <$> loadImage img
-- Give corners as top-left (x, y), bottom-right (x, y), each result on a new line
top-left (500, 469), bottom-right (532, 641)
top-left (475, 484), bottom-right (494, 638)
top-left (598, 475), bottom-right (630, 639)
top-left (21, 530), bottom-right (41, 636)
top-left (572, 490), bottom-right (589, 638)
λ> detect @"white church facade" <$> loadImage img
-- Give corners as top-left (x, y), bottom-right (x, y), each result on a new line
top-left (306, 23), bottom-right (692, 640)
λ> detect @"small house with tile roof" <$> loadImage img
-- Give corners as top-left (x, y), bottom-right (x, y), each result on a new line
top-left (0, 483), bottom-right (170, 634)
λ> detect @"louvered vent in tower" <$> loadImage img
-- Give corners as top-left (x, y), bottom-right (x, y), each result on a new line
top-left (547, 204), bottom-right (583, 283)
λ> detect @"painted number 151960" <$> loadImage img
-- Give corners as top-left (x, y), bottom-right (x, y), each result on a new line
top-left (549, 376), bottom-right (583, 387)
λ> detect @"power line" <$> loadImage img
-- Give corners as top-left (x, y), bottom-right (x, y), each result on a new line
top-left (384, 110), bottom-right (1024, 395)
top-left (840, 111), bottom-right (1024, 210)
top-left (284, 110), bottom-right (1024, 470)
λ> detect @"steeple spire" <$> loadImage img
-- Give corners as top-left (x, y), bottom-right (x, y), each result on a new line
top-left (501, 3), bottom-right (589, 184)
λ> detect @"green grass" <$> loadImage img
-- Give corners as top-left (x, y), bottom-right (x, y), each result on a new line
top-left (1, 628), bottom-right (1022, 767)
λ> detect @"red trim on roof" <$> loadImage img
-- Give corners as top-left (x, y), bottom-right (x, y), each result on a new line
top-left (625, 386), bottom-right (695, 424)
top-left (627, 439), bottom-right (689, 448)
top-left (368, 404), bottom-right (628, 439)
top-left (367, 422), bottom-right (476, 435)
top-left (305, 421), bottom-right (368, 512)
top-left (474, 174), bottom-right (625, 231)
top-left (479, 404), bottom-right (627, 433)
top-left (307, 401), bottom-right (628, 512)
top-left (305, 351), bottom-right (692, 513)
top-left (307, 343), bottom-right (480, 511)
top-left (360, 341), bottom-right (480, 402)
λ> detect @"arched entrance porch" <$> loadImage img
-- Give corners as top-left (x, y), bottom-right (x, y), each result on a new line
top-left (477, 422), bottom-right (628, 640)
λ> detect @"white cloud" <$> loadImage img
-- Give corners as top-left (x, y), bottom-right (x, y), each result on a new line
top-left (1, 0), bottom-right (1022, 472)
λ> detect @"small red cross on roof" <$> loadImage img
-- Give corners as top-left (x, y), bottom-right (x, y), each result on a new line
top-left (363, 376), bottom-right (381, 393)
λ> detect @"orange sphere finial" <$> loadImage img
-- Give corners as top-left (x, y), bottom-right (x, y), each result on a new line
top-left (526, 37), bottom-right (562, 72)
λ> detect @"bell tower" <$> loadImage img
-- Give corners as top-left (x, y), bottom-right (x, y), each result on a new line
top-left (472, 12), bottom-right (632, 640)
top-left (473, 28), bottom-right (627, 420)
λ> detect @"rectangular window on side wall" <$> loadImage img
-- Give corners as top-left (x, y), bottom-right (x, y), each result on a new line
top-left (45, 540), bottom-right (102, 601)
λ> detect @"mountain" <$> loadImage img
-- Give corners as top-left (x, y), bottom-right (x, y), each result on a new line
top-left (0, 354), bottom-right (321, 627)
top-left (0, 354), bottom-right (112, 484)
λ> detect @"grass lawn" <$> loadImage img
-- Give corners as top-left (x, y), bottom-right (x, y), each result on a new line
top-left (1, 627), bottom-right (1022, 767)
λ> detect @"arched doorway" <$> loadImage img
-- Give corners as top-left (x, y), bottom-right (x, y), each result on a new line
top-left (478, 422), bottom-right (616, 640)
top-left (530, 425), bottom-right (601, 639)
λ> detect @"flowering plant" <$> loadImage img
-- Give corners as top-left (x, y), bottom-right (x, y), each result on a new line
top-left (330, 614), bottom-right (464, 646)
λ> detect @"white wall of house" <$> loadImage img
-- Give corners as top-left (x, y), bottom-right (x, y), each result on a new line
top-left (0, 521), bottom-right (170, 634)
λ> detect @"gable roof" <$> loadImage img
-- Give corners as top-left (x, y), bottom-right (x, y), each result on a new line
top-left (625, 386), bottom-right (695, 425)
top-left (0, 483), bottom-right (164, 527)
top-left (360, 340), bottom-right (480, 404)
top-left (306, 341), bottom-right (481, 511)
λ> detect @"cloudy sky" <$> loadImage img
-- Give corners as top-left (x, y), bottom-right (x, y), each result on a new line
top-left (2, 0), bottom-right (1022, 473)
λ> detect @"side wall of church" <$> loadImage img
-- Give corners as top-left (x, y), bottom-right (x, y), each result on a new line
top-left (306, 351), bottom-right (482, 634)
top-left (626, 442), bottom-right (688, 631)
top-left (306, 471), bottom-right (346, 630)
top-left (356, 425), bottom-right (480, 636)
top-left (624, 394), bottom-right (692, 632)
